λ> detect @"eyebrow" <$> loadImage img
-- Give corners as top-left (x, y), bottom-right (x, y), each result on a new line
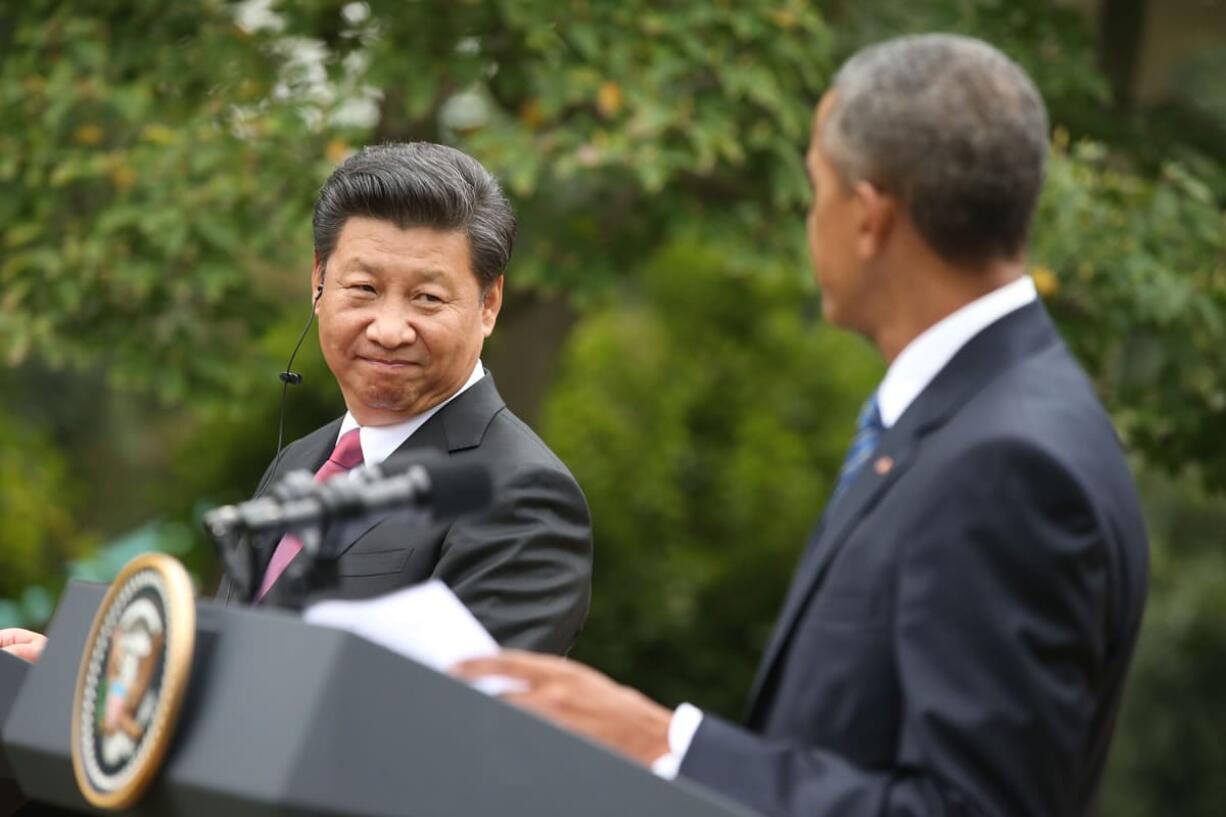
top-left (341, 258), bottom-right (382, 275)
top-left (342, 259), bottom-right (448, 282)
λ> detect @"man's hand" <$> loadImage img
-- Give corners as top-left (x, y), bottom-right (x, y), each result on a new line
top-left (454, 650), bottom-right (672, 767)
top-left (0, 629), bottom-right (47, 663)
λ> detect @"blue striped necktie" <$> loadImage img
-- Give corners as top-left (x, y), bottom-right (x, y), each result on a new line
top-left (828, 393), bottom-right (884, 509)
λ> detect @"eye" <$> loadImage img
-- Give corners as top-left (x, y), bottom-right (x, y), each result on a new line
top-left (347, 283), bottom-right (377, 294)
top-left (415, 292), bottom-right (444, 304)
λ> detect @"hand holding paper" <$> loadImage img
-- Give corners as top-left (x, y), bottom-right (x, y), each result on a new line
top-left (303, 580), bottom-right (526, 695)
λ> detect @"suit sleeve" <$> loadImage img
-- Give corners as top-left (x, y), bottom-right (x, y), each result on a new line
top-left (679, 440), bottom-right (1113, 817)
top-left (431, 463), bottom-right (592, 655)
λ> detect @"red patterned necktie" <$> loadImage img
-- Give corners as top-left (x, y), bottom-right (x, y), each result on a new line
top-left (255, 428), bottom-right (364, 601)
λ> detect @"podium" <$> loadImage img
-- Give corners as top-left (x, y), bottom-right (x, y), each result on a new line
top-left (1, 582), bottom-right (758, 817)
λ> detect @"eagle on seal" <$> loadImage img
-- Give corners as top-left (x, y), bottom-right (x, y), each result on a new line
top-left (99, 597), bottom-right (165, 762)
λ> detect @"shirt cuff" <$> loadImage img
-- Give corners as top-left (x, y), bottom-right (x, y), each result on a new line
top-left (649, 702), bottom-right (704, 780)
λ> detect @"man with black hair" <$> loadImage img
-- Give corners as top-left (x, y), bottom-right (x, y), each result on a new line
top-left (226, 142), bottom-right (593, 653)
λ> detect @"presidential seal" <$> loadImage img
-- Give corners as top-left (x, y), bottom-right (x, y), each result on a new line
top-left (71, 553), bottom-right (195, 810)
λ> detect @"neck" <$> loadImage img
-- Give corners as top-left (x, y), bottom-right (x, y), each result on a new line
top-left (872, 256), bottom-right (1026, 364)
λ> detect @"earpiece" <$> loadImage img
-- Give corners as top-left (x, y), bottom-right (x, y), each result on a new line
top-left (277, 298), bottom-right (315, 387)
top-left (282, 276), bottom-right (323, 386)
top-left (257, 282), bottom-right (320, 498)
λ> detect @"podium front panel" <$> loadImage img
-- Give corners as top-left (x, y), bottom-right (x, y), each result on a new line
top-left (4, 581), bottom-right (759, 817)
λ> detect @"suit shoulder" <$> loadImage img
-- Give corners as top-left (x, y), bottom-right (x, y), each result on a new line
top-left (480, 406), bottom-right (580, 480)
top-left (935, 346), bottom-right (1144, 539)
top-left (964, 343), bottom-right (1121, 464)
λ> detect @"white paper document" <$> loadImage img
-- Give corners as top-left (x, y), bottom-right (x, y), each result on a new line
top-left (303, 580), bottom-right (526, 696)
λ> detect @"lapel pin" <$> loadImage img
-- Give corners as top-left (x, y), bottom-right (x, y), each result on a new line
top-left (874, 455), bottom-right (894, 476)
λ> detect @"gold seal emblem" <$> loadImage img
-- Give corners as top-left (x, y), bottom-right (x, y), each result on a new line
top-left (71, 553), bottom-right (195, 810)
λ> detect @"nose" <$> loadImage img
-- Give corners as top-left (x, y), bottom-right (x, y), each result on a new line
top-left (364, 302), bottom-right (418, 349)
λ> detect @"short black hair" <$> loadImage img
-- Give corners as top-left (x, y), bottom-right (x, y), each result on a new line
top-left (312, 142), bottom-right (517, 287)
top-left (823, 34), bottom-right (1049, 266)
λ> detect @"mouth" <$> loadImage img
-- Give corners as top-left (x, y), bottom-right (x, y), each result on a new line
top-left (357, 356), bottom-right (419, 369)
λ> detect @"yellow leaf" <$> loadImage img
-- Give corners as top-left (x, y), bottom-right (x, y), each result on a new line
top-left (596, 81), bottom-right (622, 119)
top-left (109, 164), bottom-right (136, 192)
top-left (771, 8), bottom-right (798, 29)
top-left (519, 99), bottom-right (544, 129)
top-left (1031, 264), bottom-right (1059, 298)
top-left (326, 139), bottom-right (351, 165)
top-left (141, 124), bottom-right (176, 146)
top-left (73, 124), bottom-right (104, 146)
top-left (1052, 126), bottom-right (1070, 152)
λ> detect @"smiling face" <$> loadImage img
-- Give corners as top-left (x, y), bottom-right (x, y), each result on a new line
top-left (311, 217), bottom-right (502, 426)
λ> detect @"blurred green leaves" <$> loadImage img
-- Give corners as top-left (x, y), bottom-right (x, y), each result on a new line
top-left (0, 406), bottom-right (94, 601)
top-left (1035, 139), bottom-right (1226, 487)
top-left (0, 3), bottom-right (1223, 811)
top-left (0, 0), bottom-right (331, 400)
top-left (1102, 471), bottom-right (1226, 817)
top-left (541, 234), bottom-right (880, 715)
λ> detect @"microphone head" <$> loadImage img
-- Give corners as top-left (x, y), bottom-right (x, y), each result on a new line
top-left (279, 371), bottom-right (303, 385)
top-left (423, 460), bottom-right (494, 519)
top-left (381, 451), bottom-right (494, 520)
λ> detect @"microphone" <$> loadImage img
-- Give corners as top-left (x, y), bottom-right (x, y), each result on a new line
top-left (204, 455), bottom-right (494, 548)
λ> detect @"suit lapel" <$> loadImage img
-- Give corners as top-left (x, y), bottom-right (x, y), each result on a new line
top-left (255, 418), bottom-right (341, 564)
top-left (218, 418), bottom-right (341, 605)
top-left (325, 374), bottom-right (507, 558)
top-left (745, 302), bottom-right (1062, 719)
top-left (746, 428), bottom-right (918, 711)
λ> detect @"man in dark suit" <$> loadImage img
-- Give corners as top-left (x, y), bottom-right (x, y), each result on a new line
top-left (457, 34), bottom-right (1148, 817)
top-left (218, 142), bottom-right (592, 654)
top-left (4, 142), bottom-right (592, 660)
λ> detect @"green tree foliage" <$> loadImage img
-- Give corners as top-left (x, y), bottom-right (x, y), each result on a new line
top-left (0, 0), bottom-right (331, 401)
top-left (1102, 473), bottom-right (1226, 817)
top-left (4, 0), bottom-right (1222, 482)
top-left (541, 236), bottom-right (879, 715)
top-left (0, 2), bottom-right (1222, 812)
top-left (0, 406), bottom-right (93, 601)
top-left (1036, 142), bottom-right (1226, 488)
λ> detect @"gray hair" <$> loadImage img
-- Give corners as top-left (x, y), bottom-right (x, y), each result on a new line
top-left (312, 142), bottom-right (517, 288)
top-left (822, 34), bottom-right (1049, 266)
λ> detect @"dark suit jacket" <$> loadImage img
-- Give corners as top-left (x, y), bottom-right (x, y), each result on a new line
top-left (679, 302), bottom-right (1148, 817)
top-left (217, 374), bottom-right (592, 655)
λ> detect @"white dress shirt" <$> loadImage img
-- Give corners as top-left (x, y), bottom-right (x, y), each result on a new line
top-left (651, 275), bottom-right (1038, 779)
top-left (337, 359), bottom-right (485, 465)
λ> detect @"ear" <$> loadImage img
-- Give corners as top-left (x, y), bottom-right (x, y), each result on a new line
top-left (853, 181), bottom-right (896, 262)
top-left (311, 252), bottom-right (325, 314)
top-left (480, 275), bottom-right (504, 337)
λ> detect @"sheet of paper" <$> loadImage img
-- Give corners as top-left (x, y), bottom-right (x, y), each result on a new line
top-left (303, 580), bottom-right (525, 696)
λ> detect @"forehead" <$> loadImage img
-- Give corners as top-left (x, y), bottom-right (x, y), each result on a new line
top-left (331, 217), bottom-right (471, 270)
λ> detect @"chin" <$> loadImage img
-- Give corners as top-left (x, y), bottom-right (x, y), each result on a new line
top-left (345, 379), bottom-right (411, 412)
top-left (365, 392), bottom-right (416, 413)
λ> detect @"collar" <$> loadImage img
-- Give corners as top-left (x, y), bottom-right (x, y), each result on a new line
top-left (877, 276), bottom-right (1037, 428)
top-left (338, 359), bottom-right (485, 465)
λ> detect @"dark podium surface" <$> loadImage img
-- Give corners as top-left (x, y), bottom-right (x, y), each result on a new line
top-left (0, 651), bottom-right (30, 814)
top-left (1, 582), bottom-right (759, 817)
top-left (0, 652), bottom-right (28, 780)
